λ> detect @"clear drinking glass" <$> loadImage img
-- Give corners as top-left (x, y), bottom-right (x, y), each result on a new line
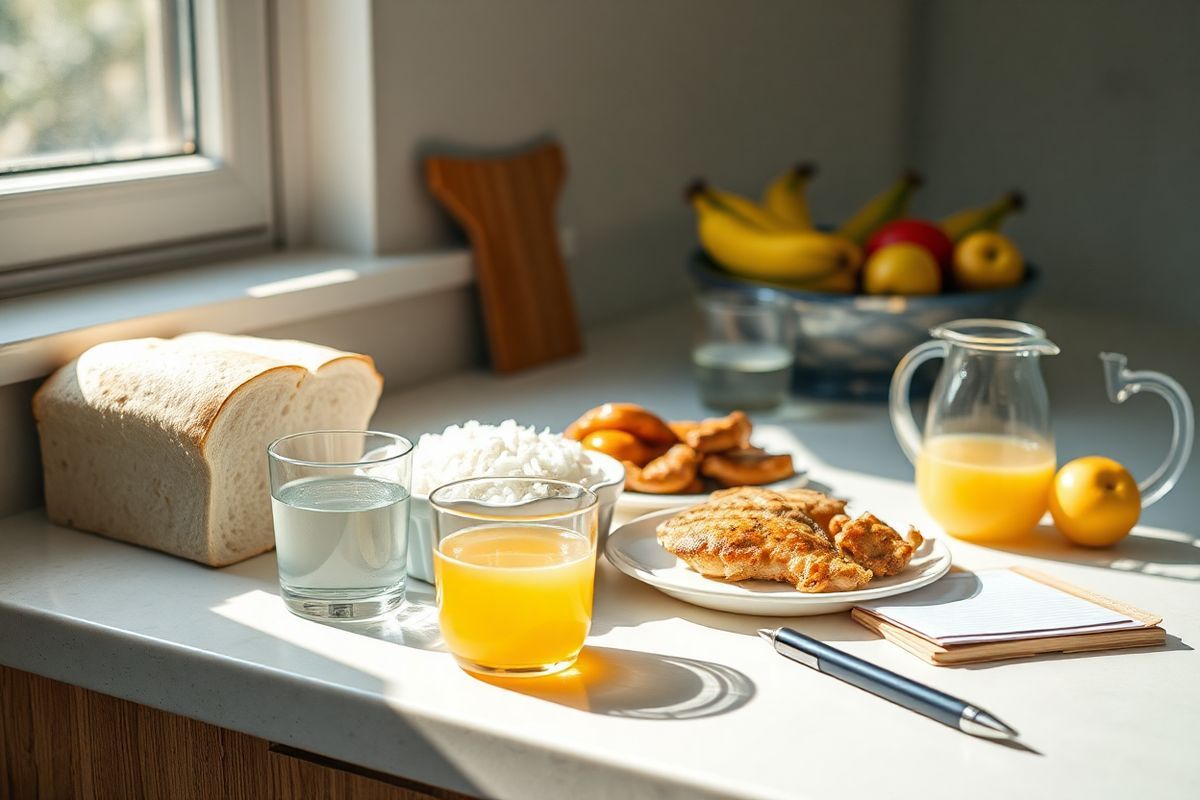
top-left (693, 289), bottom-right (793, 410)
top-left (430, 478), bottom-right (599, 678)
top-left (267, 430), bottom-right (413, 621)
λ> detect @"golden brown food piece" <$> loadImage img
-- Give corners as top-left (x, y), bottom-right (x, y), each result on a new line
top-left (700, 449), bottom-right (794, 487)
top-left (580, 429), bottom-right (650, 465)
top-left (829, 513), bottom-right (924, 577)
top-left (709, 486), bottom-right (847, 533)
top-left (776, 488), bottom-right (848, 531)
top-left (680, 411), bottom-right (753, 454)
top-left (657, 493), bottom-right (871, 593)
top-left (681, 476), bottom-right (705, 494)
top-left (565, 403), bottom-right (678, 446)
top-left (668, 420), bottom-right (700, 441)
top-left (623, 444), bottom-right (700, 494)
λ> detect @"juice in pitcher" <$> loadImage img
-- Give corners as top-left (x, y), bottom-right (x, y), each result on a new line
top-left (917, 433), bottom-right (1055, 541)
top-left (435, 524), bottom-right (595, 675)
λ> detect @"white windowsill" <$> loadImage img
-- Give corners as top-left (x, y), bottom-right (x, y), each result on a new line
top-left (0, 246), bottom-right (477, 386)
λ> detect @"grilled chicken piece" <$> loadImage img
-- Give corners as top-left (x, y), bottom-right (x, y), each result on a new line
top-left (708, 486), bottom-right (847, 532)
top-left (657, 493), bottom-right (872, 593)
top-left (829, 513), bottom-right (924, 577)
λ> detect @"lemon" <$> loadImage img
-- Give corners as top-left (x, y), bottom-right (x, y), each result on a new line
top-left (1048, 456), bottom-right (1141, 547)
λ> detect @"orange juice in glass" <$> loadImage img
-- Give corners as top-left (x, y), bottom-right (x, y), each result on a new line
top-left (430, 478), bottom-right (598, 677)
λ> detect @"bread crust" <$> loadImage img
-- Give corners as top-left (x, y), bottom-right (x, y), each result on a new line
top-left (33, 334), bottom-right (383, 566)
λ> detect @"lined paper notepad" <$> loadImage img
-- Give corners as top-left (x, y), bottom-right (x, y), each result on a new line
top-left (851, 568), bottom-right (1165, 665)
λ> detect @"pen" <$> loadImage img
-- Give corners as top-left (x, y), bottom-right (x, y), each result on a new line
top-left (758, 627), bottom-right (1019, 741)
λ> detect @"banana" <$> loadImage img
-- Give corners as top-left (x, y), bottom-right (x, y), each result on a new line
top-left (697, 182), bottom-right (793, 231)
top-left (940, 191), bottom-right (1025, 241)
top-left (689, 184), bottom-right (862, 284)
top-left (837, 170), bottom-right (923, 245)
top-left (762, 162), bottom-right (817, 230)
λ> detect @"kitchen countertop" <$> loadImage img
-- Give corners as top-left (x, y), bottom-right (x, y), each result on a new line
top-left (1, 306), bottom-right (1197, 799)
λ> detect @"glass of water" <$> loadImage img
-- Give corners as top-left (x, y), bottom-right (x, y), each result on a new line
top-left (267, 430), bottom-right (413, 621)
top-left (693, 289), bottom-right (794, 410)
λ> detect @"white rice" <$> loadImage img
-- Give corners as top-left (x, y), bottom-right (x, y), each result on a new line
top-left (413, 419), bottom-right (604, 499)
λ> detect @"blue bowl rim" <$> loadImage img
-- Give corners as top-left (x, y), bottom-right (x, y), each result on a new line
top-left (688, 249), bottom-right (1039, 307)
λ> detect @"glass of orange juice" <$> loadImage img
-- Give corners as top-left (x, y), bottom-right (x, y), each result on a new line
top-left (429, 477), bottom-right (598, 677)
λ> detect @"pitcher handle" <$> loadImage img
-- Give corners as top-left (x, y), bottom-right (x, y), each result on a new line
top-left (1101, 352), bottom-right (1194, 508)
top-left (889, 340), bottom-right (948, 464)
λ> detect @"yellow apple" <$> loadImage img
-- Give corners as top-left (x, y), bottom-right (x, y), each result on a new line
top-left (1049, 456), bottom-right (1141, 547)
top-left (863, 243), bottom-right (941, 296)
top-left (953, 231), bottom-right (1025, 290)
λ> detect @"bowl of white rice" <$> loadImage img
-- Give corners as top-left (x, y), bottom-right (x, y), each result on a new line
top-left (407, 420), bottom-right (625, 583)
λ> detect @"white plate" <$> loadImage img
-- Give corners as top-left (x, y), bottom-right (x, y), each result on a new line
top-left (605, 508), bottom-right (953, 616)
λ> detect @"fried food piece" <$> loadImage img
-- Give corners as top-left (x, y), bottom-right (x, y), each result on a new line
top-left (681, 476), bottom-right (705, 494)
top-left (566, 403), bottom-right (677, 446)
top-left (640, 440), bottom-right (675, 464)
top-left (709, 486), bottom-right (846, 533)
top-left (700, 449), bottom-right (794, 487)
top-left (829, 513), bottom-right (924, 577)
top-left (581, 429), bottom-right (650, 465)
top-left (679, 411), bottom-right (752, 454)
top-left (657, 494), bottom-right (872, 593)
top-left (668, 420), bottom-right (699, 441)
top-left (623, 444), bottom-right (700, 494)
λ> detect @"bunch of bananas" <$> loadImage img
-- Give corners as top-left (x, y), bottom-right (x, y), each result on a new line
top-left (687, 165), bottom-right (924, 290)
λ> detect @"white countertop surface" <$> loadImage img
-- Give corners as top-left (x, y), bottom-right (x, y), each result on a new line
top-left (1, 306), bottom-right (1197, 799)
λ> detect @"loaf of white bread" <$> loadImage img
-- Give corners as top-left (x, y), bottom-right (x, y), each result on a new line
top-left (33, 333), bottom-right (383, 566)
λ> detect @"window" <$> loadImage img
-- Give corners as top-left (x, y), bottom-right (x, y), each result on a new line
top-left (0, 0), bottom-right (197, 174)
top-left (0, 0), bottom-right (273, 289)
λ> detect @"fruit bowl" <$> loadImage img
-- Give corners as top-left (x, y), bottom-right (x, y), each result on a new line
top-left (689, 250), bottom-right (1039, 400)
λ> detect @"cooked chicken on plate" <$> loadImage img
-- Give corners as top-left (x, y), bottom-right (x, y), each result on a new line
top-left (829, 513), bottom-right (923, 577)
top-left (656, 487), bottom-right (923, 593)
top-left (707, 486), bottom-right (847, 531)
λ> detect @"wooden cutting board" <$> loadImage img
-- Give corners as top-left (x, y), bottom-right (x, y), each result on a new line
top-left (426, 141), bottom-right (583, 373)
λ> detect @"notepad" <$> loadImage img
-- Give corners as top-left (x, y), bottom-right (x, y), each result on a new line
top-left (851, 567), bottom-right (1164, 665)
top-left (861, 570), bottom-right (1143, 645)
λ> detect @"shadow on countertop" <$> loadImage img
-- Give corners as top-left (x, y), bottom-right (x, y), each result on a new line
top-left (470, 645), bottom-right (754, 720)
top-left (985, 525), bottom-right (1200, 583)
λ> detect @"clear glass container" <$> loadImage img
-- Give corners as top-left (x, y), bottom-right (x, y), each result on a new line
top-left (430, 477), bottom-right (598, 677)
top-left (267, 430), bottom-right (413, 621)
top-left (891, 319), bottom-right (1194, 542)
top-left (692, 289), bottom-right (793, 410)
top-left (892, 320), bottom-right (1060, 542)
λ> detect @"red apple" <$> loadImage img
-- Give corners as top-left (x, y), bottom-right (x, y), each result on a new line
top-left (866, 219), bottom-right (954, 269)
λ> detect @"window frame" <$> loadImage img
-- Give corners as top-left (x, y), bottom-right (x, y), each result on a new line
top-left (0, 0), bottom-right (275, 284)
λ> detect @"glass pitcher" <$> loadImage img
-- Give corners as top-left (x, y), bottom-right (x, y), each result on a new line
top-left (890, 319), bottom-right (1193, 542)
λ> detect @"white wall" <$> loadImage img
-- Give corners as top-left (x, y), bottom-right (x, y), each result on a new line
top-left (907, 0), bottom-right (1200, 319)
top-left (365, 0), bottom-right (914, 325)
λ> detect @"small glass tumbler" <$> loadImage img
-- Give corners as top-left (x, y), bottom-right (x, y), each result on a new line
top-left (430, 478), bottom-right (599, 678)
top-left (693, 289), bottom-right (794, 410)
top-left (267, 430), bottom-right (413, 621)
